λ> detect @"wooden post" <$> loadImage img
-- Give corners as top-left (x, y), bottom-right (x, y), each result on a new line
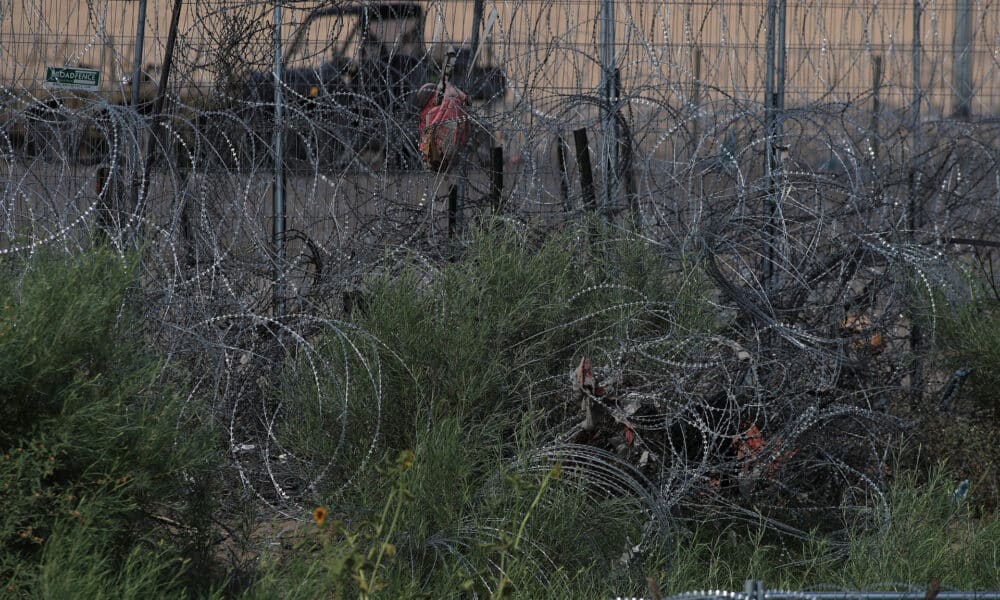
top-left (95, 166), bottom-right (111, 242)
top-left (490, 146), bottom-right (504, 212)
top-left (448, 184), bottom-right (458, 239)
top-left (573, 128), bottom-right (597, 213)
top-left (556, 135), bottom-right (571, 212)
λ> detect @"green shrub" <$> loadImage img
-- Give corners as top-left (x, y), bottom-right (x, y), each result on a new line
top-left (911, 279), bottom-right (1000, 512)
top-left (258, 221), bottom-right (715, 597)
top-left (249, 224), bottom-right (1000, 598)
top-left (937, 295), bottom-right (1000, 417)
top-left (248, 451), bottom-right (415, 600)
top-left (0, 249), bottom-right (221, 597)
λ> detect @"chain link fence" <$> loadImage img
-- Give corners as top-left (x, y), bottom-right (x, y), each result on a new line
top-left (3, 0), bottom-right (998, 244)
top-left (2, 0), bottom-right (999, 548)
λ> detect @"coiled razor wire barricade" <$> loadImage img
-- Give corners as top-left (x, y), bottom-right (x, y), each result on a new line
top-left (612, 580), bottom-right (1000, 600)
top-left (612, 593), bottom-right (1000, 600)
top-left (2, 0), bottom-right (1000, 586)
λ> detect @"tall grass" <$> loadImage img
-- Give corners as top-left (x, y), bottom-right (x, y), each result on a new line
top-left (654, 466), bottom-right (1000, 594)
top-left (906, 277), bottom-right (1000, 512)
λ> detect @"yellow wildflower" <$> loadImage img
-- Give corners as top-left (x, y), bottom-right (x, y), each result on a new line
top-left (398, 450), bottom-right (415, 470)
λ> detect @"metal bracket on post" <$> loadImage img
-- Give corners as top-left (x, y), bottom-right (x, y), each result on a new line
top-left (743, 579), bottom-right (766, 600)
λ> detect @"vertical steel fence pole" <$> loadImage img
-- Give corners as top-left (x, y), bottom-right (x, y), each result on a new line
top-left (130, 0), bottom-right (147, 110)
top-left (911, 0), bottom-right (922, 154)
top-left (106, 0), bottom-right (146, 243)
top-left (909, 0), bottom-right (923, 244)
top-left (776, 0), bottom-right (786, 125)
top-left (130, 0), bottom-right (182, 244)
top-left (908, 0), bottom-right (923, 405)
top-left (273, 0), bottom-right (286, 317)
top-left (600, 0), bottom-right (616, 220)
top-left (770, 0), bottom-right (787, 289)
top-left (952, 0), bottom-right (973, 118)
top-left (871, 55), bottom-right (882, 163)
top-left (764, 0), bottom-right (776, 160)
top-left (763, 0), bottom-right (777, 288)
top-left (692, 46), bottom-right (702, 155)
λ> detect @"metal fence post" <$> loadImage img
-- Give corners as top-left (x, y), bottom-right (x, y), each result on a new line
top-left (692, 46), bottom-right (702, 154)
top-left (952, 0), bottom-right (973, 119)
top-left (909, 0), bottom-right (923, 236)
top-left (272, 0), bottom-right (287, 317)
top-left (129, 0), bottom-right (183, 244)
top-left (776, 0), bottom-right (786, 119)
top-left (911, 0), bottom-right (922, 137)
top-left (763, 0), bottom-right (778, 289)
top-left (871, 55), bottom-right (883, 163)
top-left (770, 0), bottom-right (787, 290)
top-left (600, 0), bottom-right (617, 220)
top-left (909, 0), bottom-right (924, 405)
top-left (130, 0), bottom-right (148, 110)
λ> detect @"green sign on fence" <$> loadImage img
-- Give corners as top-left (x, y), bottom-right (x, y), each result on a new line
top-left (44, 66), bottom-right (100, 90)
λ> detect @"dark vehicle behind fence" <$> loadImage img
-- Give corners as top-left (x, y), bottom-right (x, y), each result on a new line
top-left (242, 2), bottom-right (506, 170)
top-left (2, 2), bottom-right (505, 169)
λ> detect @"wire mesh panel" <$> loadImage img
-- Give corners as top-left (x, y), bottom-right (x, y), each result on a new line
top-left (3, 0), bottom-right (998, 237)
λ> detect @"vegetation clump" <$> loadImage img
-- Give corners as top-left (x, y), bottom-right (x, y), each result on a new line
top-left (1, 231), bottom-right (998, 598)
top-left (0, 249), bottom-right (221, 597)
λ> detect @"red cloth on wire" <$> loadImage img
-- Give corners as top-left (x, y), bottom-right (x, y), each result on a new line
top-left (417, 81), bottom-right (470, 171)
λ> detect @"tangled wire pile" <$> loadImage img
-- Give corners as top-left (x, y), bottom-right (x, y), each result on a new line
top-left (2, 0), bottom-right (1000, 564)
